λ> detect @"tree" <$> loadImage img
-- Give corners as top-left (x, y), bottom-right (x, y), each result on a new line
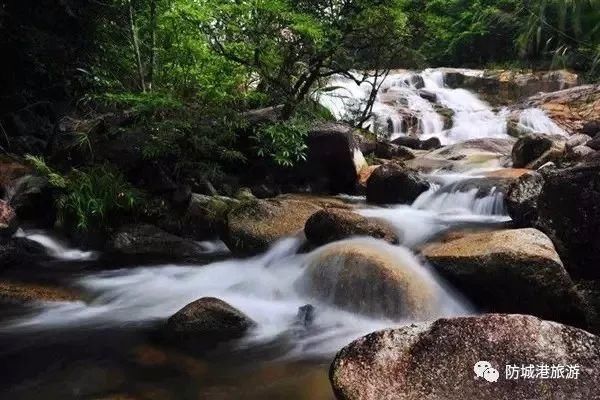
top-left (518, 0), bottom-right (600, 75)
top-left (179, 0), bottom-right (411, 119)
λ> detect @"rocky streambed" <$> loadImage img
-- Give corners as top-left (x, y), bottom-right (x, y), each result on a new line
top-left (2, 68), bottom-right (600, 399)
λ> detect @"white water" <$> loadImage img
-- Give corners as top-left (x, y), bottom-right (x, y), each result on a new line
top-left (318, 68), bottom-right (564, 144)
top-left (5, 68), bottom-right (529, 362)
top-left (6, 237), bottom-right (470, 357)
top-left (517, 108), bottom-right (567, 136)
top-left (14, 229), bottom-right (98, 261)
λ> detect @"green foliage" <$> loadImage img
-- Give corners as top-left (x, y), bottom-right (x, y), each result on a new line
top-left (27, 156), bottom-right (142, 232)
top-left (254, 117), bottom-right (309, 167)
top-left (518, 0), bottom-right (600, 78)
top-left (183, 0), bottom-right (411, 114)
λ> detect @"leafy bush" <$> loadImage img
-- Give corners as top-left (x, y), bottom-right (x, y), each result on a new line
top-left (26, 156), bottom-right (142, 232)
top-left (253, 117), bottom-right (310, 167)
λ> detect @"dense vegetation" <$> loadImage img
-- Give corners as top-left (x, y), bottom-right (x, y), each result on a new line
top-left (1, 0), bottom-right (598, 233)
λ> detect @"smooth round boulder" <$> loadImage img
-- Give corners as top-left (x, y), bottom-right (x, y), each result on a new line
top-left (224, 198), bottom-right (322, 255)
top-left (330, 314), bottom-right (600, 400)
top-left (421, 228), bottom-right (589, 327)
top-left (296, 240), bottom-right (443, 320)
top-left (165, 297), bottom-right (255, 345)
top-left (366, 163), bottom-right (429, 204)
top-left (511, 133), bottom-right (566, 169)
top-left (304, 208), bottom-right (400, 247)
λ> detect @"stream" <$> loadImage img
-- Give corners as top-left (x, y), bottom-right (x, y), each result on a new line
top-left (0, 68), bottom-right (563, 399)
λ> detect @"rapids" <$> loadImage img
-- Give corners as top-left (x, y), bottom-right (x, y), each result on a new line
top-left (0, 68), bottom-right (539, 399)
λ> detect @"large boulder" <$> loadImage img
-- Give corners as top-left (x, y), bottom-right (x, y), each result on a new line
top-left (224, 198), bottom-right (322, 255)
top-left (330, 314), bottom-right (600, 400)
top-left (366, 163), bottom-right (430, 204)
top-left (106, 224), bottom-right (206, 264)
top-left (507, 161), bottom-right (600, 278)
top-left (511, 133), bottom-right (566, 169)
top-left (304, 208), bottom-right (399, 247)
top-left (532, 163), bottom-right (600, 279)
top-left (421, 229), bottom-right (589, 327)
top-left (296, 240), bottom-right (445, 320)
top-left (506, 171), bottom-right (545, 227)
top-left (306, 122), bottom-right (368, 194)
top-left (0, 200), bottom-right (17, 238)
top-left (165, 297), bottom-right (255, 346)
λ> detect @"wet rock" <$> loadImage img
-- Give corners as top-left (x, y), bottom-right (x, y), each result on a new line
top-left (366, 163), bottom-right (429, 204)
top-left (330, 314), bottom-right (600, 400)
top-left (353, 130), bottom-right (377, 155)
top-left (416, 138), bottom-right (515, 171)
top-left (224, 198), bottom-right (321, 255)
top-left (532, 163), bottom-right (600, 279)
top-left (505, 171), bottom-right (545, 227)
top-left (0, 280), bottom-right (80, 304)
top-left (568, 145), bottom-right (596, 160)
top-left (357, 165), bottom-right (379, 193)
top-left (511, 133), bottom-right (566, 169)
top-left (444, 69), bottom-right (579, 105)
top-left (374, 142), bottom-right (415, 160)
top-left (107, 224), bottom-right (206, 264)
top-left (0, 237), bottom-right (49, 269)
top-left (296, 304), bottom-right (316, 329)
top-left (165, 297), bottom-right (255, 345)
top-left (391, 136), bottom-right (441, 150)
top-left (0, 200), bottom-right (17, 237)
top-left (582, 120), bottom-right (600, 136)
top-left (306, 122), bottom-right (368, 193)
top-left (297, 240), bottom-right (439, 320)
top-left (566, 134), bottom-right (592, 149)
top-left (7, 175), bottom-right (54, 224)
top-left (421, 228), bottom-right (589, 327)
top-left (305, 208), bottom-right (399, 247)
top-left (587, 136), bottom-right (600, 151)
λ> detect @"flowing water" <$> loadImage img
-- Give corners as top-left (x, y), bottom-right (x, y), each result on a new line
top-left (1, 69), bottom-right (531, 399)
top-left (318, 68), bottom-right (564, 143)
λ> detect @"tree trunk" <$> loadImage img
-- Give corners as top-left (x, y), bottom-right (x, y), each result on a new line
top-left (148, 0), bottom-right (157, 91)
top-left (128, 0), bottom-right (146, 92)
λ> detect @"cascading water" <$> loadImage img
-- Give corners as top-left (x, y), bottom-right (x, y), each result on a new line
top-left (318, 68), bottom-right (563, 145)
top-left (5, 237), bottom-right (470, 358)
top-left (14, 229), bottom-right (98, 261)
top-left (2, 67), bottom-right (555, 399)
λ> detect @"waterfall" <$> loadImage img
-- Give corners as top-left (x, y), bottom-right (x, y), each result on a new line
top-left (317, 68), bottom-right (563, 144)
